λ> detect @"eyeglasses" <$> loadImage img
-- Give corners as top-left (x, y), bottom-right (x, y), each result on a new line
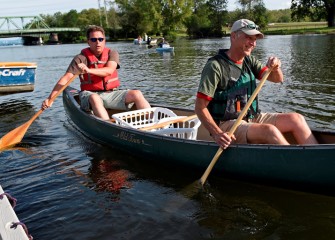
top-left (240, 23), bottom-right (260, 31)
top-left (90, 37), bottom-right (104, 42)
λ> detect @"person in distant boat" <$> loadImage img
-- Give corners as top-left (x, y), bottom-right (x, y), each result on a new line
top-left (158, 37), bottom-right (168, 48)
top-left (195, 19), bottom-right (318, 149)
top-left (42, 25), bottom-right (151, 120)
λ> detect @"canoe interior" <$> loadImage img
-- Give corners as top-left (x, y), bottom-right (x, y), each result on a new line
top-left (72, 95), bottom-right (335, 145)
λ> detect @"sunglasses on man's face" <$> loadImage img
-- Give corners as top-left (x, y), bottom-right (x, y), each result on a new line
top-left (90, 37), bottom-right (104, 42)
top-left (240, 23), bottom-right (260, 31)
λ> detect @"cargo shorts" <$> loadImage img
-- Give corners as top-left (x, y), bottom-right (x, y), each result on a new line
top-left (219, 113), bottom-right (279, 144)
top-left (79, 90), bottom-right (135, 112)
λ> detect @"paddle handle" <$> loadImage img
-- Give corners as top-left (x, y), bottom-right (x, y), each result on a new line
top-left (199, 66), bottom-right (275, 186)
top-left (140, 114), bottom-right (197, 131)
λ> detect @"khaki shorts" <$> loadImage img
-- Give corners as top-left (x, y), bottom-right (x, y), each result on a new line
top-left (219, 113), bottom-right (279, 144)
top-left (79, 90), bottom-right (134, 111)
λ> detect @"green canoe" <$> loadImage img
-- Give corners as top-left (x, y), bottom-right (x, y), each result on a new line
top-left (63, 87), bottom-right (335, 193)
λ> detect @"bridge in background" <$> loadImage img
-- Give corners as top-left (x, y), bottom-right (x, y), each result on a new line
top-left (0, 16), bottom-right (80, 45)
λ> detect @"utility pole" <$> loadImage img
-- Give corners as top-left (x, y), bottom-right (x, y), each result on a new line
top-left (97, 0), bottom-right (103, 27)
top-left (104, 0), bottom-right (109, 28)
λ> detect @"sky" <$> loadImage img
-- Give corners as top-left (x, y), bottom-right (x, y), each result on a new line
top-left (2, 0), bottom-right (291, 17)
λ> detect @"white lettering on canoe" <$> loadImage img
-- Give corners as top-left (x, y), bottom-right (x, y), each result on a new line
top-left (0, 69), bottom-right (26, 77)
top-left (118, 131), bottom-right (144, 144)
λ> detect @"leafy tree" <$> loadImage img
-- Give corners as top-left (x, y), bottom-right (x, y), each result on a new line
top-left (115, 0), bottom-right (163, 37)
top-left (237, 0), bottom-right (264, 12)
top-left (250, 2), bottom-right (269, 29)
top-left (207, 0), bottom-right (229, 37)
top-left (291, 0), bottom-right (335, 27)
top-left (160, 0), bottom-right (194, 36)
top-left (184, 2), bottom-right (212, 37)
top-left (233, 0), bottom-right (268, 29)
top-left (77, 9), bottom-right (103, 29)
top-left (268, 9), bottom-right (292, 23)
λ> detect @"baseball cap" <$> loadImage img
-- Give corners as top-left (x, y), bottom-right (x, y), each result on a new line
top-left (231, 19), bottom-right (264, 39)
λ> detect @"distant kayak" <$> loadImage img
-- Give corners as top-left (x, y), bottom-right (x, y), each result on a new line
top-left (156, 44), bottom-right (174, 52)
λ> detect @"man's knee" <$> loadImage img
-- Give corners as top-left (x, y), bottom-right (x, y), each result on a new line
top-left (89, 94), bottom-right (103, 106)
top-left (127, 90), bottom-right (143, 101)
top-left (261, 124), bottom-right (281, 136)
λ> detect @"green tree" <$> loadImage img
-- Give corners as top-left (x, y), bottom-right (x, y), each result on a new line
top-left (207, 0), bottom-right (229, 36)
top-left (233, 0), bottom-right (268, 29)
top-left (250, 2), bottom-right (269, 29)
top-left (237, 0), bottom-right (263, 12)
top-left (268, 9), bottom-right (292, 23)
top-left (115, 0), bottom-right (163, 37)
top-left (184, 1), bottom-right (212, 37)
top-left (160, 0), bottom-right (194, 36)
top-left (77, 9), bottom-right (103, 29)
top-left (291, 0), bottom-right (335, 27)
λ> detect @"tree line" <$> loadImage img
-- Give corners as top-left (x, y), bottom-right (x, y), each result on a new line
top-left (37, 0), bottom-right (334, 43)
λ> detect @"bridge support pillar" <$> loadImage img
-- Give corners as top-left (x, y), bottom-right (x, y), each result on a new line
top-left (47, 33), bottom-right (61, 45)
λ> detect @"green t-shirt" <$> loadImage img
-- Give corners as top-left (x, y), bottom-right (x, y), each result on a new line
top-left (197, 50), bottom-right (265, 98)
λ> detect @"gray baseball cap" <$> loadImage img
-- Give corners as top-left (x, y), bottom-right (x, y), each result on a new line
top-left (231, 19), bottom-right (264, 39)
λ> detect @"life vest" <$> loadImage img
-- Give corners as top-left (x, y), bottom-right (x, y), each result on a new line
top-left (79, 47), bottom-right (120, 91)
top-left (207, 50), bottom-right (259, 122)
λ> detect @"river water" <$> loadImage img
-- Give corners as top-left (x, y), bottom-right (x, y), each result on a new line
top-left (1, 35), bottom-right (335, 239)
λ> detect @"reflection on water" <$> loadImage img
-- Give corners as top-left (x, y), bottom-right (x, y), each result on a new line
top-left (0, 35), bottom-right (334, 239)
top-left (89, 159), bottom-right (133, 195)
top-left (0, 99), bottom-right (35, 133)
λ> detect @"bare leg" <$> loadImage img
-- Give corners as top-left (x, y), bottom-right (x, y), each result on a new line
top-left (246, 123), bottom-right (290, 145)
top-left (125, 90), bottom-right (151, 109)
top-left (275, 113), bottom-right (318, 144)
top-left (89, 93), bottom-right (110, 120)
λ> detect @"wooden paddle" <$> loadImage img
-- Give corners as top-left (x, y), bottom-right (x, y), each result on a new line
top-left (199, 66), bottom-right (275, 186)
top-left (140, 114), bottom-right (197, 131)
top-left (0, 74), bottom-right (79, 151)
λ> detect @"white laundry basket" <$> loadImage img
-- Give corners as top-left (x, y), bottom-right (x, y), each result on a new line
top-left (112, 107), bottom-right (177, 129)
top-left (112, 108), bottom-right (200, 140)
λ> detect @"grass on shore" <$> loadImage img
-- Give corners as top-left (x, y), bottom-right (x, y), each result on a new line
top-left (263, 21), bottom-right (335, 35)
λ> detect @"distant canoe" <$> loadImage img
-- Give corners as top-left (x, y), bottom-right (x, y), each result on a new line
top-left (134, 38), bottom-right (157, 45)
top-left (0, 62), bottom-right (37, 95)
top-left (134, 39), bottom-right (148, 45)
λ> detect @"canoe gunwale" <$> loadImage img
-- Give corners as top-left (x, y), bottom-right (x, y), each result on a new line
top-left (63, 86), bottom-right (335, 193)
top-left (63, 87), bottom-right (335, 151)
top-left (0, 62), bottom-right (37, 68)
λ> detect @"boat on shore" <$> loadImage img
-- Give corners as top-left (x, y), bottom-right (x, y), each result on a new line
top-left (63, 87), bottom-right (335, 193)
top-left (0, 185), bottom-right (31, 240)
top-left (0, 62), bottom-right (37, 95)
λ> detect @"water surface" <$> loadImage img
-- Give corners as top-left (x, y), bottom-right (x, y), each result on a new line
top-left (0, 35), bottom-right (335, 239)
